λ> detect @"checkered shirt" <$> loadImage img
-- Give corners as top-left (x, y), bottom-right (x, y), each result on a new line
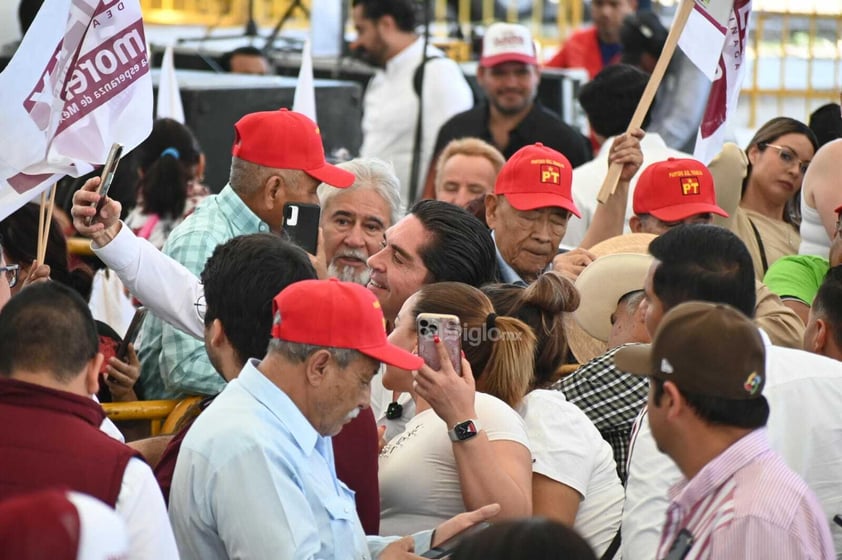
top-left (137, 185), bottom-right (269, 399)
top-left (551, 344), bottom-right (649, 483)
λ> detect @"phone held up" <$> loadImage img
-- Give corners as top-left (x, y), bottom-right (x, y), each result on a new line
top-left (416, 313), bottom-right (462, 375)
top-left (283, 202), bottom-right (320, 255)
top-left (85, 142), bottom-right (123, 226)
top-left (115, 306), bottom-right (147, 362)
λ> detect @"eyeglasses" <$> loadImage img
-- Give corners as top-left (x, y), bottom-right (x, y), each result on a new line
top-left (761, 143), bottom-right (811, 175)
top-left (0, 264), bottom-right (19, 288)
top-left (194, 293), bottom-right (206, 322)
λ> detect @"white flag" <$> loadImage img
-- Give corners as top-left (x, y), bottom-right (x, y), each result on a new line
top-left (0, 0), bottom-right (153, 221)
top-left (693, 0), bottom-right (752, 163)
top-left (293, 39), bottom-right (317, 122)
top-left (157, 45), bottom-right (184, 123)
top-left (678, 0), bottom-right (735, 80)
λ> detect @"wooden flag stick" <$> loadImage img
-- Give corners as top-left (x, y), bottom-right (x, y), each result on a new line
top-left (37, 191), bottom-right (47, 265)
top-left (597, 0), bottom-right (698, 203)
top-left (36, 185), bottom-right (57, 266)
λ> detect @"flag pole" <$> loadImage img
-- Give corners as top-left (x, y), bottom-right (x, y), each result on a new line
top-left (36, 184), bottom-right (57, 266)
top-left (597, 0), bottom-right (698, 203)
top-left (37, 191), bottom-right (47, 265)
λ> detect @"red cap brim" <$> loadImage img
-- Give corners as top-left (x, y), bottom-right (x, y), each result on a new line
top-left (480, 53), bottom-right (538, 68)
top-left (504, 192), bottom-right (581, 218)
top-left (305, 162), bottom-right (355, 188)
top-left (359, 343), bottom-right (424, 371)
top-left (649, 203), bottom-right (729, 222)
top-left (835, 204), bottom-right (842, 215)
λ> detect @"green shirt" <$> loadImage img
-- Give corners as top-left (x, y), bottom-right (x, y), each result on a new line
top-left (763, 254), bottom-right (830, 305)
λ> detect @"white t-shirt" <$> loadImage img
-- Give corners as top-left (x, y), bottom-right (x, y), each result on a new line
top-left (379, 393), bottom-right (530, 536)
top-left (520, 390), bottom-right (624, 557)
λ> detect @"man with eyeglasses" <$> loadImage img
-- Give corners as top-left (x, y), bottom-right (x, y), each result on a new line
top-left (0, 256), bottom-right (15, 310)
top-left (0, 235), bottom-right (50, 312)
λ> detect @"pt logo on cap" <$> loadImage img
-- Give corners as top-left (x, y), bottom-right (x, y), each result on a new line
top-left (540, 164), bottom-right (561, 185)
top-left (681, 177), bottom-right (701, 196)
top-left (743, 372), bottom-right (762, 395)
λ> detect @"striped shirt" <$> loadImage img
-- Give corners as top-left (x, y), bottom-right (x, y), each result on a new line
top-left (657, 429), bottom-right (835, 560)
top-left (137, 185), bottom-right (269, 399)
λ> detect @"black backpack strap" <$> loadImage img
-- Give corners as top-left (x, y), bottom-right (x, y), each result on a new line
top-left (599, 527), bottom-right (622, 560)
top-left (412, 55), bottom-right (443, 97)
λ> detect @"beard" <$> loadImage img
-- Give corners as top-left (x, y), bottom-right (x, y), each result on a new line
top-left (328, 249), bottom-right (372, 285)
top-left (344, 407), bottom-right (361, 422)
top-left (351, 43), bottom-right (387, 68)
top-left (489, 90), bottom-right (535, 116)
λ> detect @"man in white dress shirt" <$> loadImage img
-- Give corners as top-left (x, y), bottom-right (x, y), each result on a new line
top-left (351, 0), bottom-right (474, 203)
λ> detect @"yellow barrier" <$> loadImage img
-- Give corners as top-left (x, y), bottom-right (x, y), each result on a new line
top-left (103, 397), bottom-right (202, 436)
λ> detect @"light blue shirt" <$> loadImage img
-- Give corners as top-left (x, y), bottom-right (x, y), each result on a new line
top-left (169, 359), bottom-right (432, 559)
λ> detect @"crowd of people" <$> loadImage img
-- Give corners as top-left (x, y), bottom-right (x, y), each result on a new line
top-left (1, 0), bottom-right (841, 558)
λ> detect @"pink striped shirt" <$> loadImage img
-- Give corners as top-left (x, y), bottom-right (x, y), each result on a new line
top-left (657, 429), bottom-right (835, 560)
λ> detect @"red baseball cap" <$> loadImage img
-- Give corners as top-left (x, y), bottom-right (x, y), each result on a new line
top-left (494, 143), bottom-right (580, 217)
top-left (835, 204), bottom-right (842, 214)
top-left (271, 278), bottom-right (424, 371)
top-left (231, 108), bottom-right (355, 188)
top-left (633, 158), bottom-right (728, 222)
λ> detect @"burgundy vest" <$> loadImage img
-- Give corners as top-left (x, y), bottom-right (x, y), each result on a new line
top-left (0, 378), bottom-right (139, 507)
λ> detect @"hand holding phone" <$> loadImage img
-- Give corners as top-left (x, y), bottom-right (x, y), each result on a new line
top-left (283, 202), bottom-right (321, 255)
top-left (417, 313), bottom-right (462, 375)
top-left (85, 143), bottom-right (123, 226)
top-left (421, 521), bottom-right (491, 559)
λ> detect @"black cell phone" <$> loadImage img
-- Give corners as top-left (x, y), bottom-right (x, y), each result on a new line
top-left (85, 142), bottom-right (123, 226)
top-left (420, 521), bottom-right (491, 559)
top-left (665, 528), bottom-right (695, 560)
top-left (115, 307), bottom-right (147, 361)
top-left (283, 202), bottom-right (320, 255)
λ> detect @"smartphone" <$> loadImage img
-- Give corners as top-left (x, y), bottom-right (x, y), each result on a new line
top-left (416, 313), bottom-right (462, 375)
top-left (85, 142), bottom-right (123, 226)
top-left (115, 307), bottom-right (147, 361)
top-left (664, 528), bottom-right (695, 560)
top-left (283, 202), bottom-right (320, 255)
top-left (420, 521), bottom-right (491, 559)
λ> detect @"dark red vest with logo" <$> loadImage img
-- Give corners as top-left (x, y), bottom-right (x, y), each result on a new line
top-left (0, 378), bottom-right (139, 507)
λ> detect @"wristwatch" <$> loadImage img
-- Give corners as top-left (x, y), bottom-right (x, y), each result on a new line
top-left (448, 419), bottom-right (481, 442)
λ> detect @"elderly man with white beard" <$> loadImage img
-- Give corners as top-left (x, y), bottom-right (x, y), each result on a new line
top-left (318, 158), bottom-right (402, 286)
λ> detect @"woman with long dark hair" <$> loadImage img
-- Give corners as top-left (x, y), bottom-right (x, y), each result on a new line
top-left (732, 117), bottom-right (818, 279)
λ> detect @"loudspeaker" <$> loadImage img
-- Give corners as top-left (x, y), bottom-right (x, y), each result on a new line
top-left (156, 70), bottom-right (363, 191)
